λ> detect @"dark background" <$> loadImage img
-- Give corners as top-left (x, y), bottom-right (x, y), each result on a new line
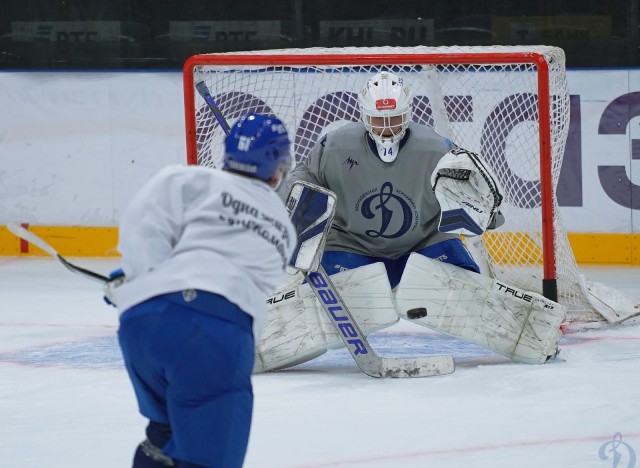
top-left (1, 0), bottom-right (637, 69)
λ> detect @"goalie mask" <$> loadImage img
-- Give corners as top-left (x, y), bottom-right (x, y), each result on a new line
top-left (359, 72), bottom-right (412, 163)
top-left (224, 113), bottom-right (292, 189)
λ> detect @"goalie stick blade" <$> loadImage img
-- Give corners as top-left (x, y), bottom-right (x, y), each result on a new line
top-left (376, 355), bottom-right (455, 378)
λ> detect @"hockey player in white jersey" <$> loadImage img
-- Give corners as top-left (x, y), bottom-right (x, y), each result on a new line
top-left (112, 113), bottom-right (296, 468)
top-left (254, 72), bottom-right (565, 374)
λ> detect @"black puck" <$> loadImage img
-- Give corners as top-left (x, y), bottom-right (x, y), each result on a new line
top-left (406, 307), bottom-right (427, 319)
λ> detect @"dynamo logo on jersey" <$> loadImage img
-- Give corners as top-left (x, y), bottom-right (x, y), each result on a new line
top-left (359, 182), bottom-right (415, 239)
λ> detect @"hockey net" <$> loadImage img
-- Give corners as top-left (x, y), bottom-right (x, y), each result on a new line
top-left (183, 45), bottom-right (639, 326)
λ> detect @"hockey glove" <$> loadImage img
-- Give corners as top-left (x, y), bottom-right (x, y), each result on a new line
top-left (103, 268), bottom-right (125, 307)
top-left (431, 147), bottom-right (504, 236)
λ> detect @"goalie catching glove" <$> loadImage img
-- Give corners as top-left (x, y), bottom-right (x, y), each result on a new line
top-left (431, 147), bottom-right (504, 237)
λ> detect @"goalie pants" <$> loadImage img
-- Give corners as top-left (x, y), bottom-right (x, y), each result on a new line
top-left (321, 238), bottom-right (479, 288)
top-left (118, 290), bottom-right (254, 468)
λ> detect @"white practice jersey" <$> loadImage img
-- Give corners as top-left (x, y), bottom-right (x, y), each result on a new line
top-left (114, 165), bottom-right (297, 339)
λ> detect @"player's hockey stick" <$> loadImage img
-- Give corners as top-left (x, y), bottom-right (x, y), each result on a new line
top-left (287, 182), bottom-right (455, 378)
top-left (194, 68), bottom-right (231, 135)
top-left (5, 223), bottom-right (108, 284)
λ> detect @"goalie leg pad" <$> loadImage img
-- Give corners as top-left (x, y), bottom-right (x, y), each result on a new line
top-left (394, 254), bottom-right (566, 364)
top-left (254, 262), bottom-right (398, 372)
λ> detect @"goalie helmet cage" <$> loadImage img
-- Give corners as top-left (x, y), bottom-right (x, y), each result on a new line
top-left (182, 45), bottom-right (632, 326)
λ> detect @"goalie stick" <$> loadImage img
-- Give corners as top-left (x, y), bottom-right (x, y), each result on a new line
top-left (5, 223), bottom-right (108, 284)
top-left (286, 182), bottom-right (455, 378)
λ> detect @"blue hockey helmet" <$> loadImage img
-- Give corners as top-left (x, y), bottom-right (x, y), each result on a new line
top-left (223, 113), bottom-right (292, 188)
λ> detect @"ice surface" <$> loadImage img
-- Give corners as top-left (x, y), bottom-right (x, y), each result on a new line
top-left (1, 257), bottom-right (639, 467)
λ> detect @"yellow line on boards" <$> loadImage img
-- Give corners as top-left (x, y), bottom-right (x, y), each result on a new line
top-left (0, 225), bottom-right (119, 257)
top-left (0, 226), bottom-right (638, 265)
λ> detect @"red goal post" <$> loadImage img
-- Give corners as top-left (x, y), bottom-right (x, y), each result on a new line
top-left (182, 45), bottom-right (636, 326)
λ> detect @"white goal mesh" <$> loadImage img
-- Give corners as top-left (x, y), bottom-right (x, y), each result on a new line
top-left (183, 45), bottom-right (636, 325)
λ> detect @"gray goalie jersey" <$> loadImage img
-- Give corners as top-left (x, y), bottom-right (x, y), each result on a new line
top-left (281, 121), bottom-right (458, 259)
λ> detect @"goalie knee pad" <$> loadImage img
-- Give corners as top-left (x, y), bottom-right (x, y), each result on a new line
top-left (254, 262), bottom-right (399, 372)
